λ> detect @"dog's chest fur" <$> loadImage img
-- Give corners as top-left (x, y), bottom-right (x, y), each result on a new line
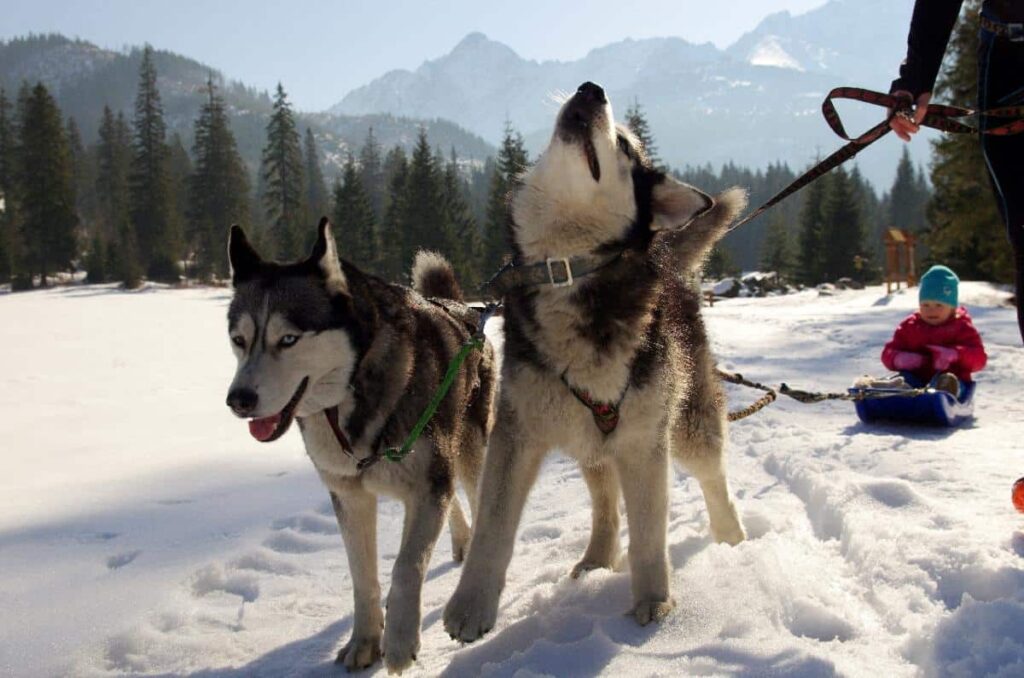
top-left (501, 252), bottom-right (703, 460)
top-left (506, 248), bottom-right (664, 388)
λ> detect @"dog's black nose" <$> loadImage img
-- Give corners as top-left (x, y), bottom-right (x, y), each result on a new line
top-left (577, 82), bottom-right (607, 104)
top-left (227, 388), bottom-right (258, 416)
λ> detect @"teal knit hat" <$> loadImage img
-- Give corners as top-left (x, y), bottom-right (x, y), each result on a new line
top-left (919, 265), bottom-right (959, 307)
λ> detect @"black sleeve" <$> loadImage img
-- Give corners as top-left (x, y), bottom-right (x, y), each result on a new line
top-left (890, 0), bottom-right (964, 97)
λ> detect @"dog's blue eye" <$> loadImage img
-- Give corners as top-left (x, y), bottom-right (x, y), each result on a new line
top-left (231, 335), bottom-right (245, 348)
top-left (279, 334), bottom-right (300, 348)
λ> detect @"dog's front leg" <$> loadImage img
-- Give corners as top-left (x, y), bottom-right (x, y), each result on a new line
top-left (382, 485), bottom-right (450, 674)
top-left (443, 403), bottom-right (545, 643)
top-left (329, 485), bottom-right (384, 671)
top-left (571, 461), bottom-right (621, 578)
top-left (614, 444), bottom-right (675, 625)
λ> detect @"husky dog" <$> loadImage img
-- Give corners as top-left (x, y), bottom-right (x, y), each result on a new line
top-left (225, 219), bottom-right (496, 673)
top-left (443, 82), bottom-right (747, 642)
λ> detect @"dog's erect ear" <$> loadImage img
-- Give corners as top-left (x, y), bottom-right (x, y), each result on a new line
top-left (308, 217), bottom-right (349, 295)
top-left (228, 225), bottom-right (262, 286)
top-left (650, 176), bottom-right (714, 232)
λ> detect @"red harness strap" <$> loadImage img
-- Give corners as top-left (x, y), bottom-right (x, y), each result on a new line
top-left (324, 406), bottom-right (357, 459)
top-left (562, 373), bottom-right (627, 435)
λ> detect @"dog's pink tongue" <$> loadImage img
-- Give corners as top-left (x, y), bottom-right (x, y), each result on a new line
top-left (248, 414), bottom-right (281, 442)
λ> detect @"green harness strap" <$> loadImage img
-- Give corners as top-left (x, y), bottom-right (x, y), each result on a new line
top-left (354, 334), bottom-right (484, 471)
top-left (381, 336), bottom-right (484, 462)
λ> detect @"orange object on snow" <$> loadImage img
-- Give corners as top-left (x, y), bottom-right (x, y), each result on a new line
top-left (1014, 477), bottom-right (1024, 514)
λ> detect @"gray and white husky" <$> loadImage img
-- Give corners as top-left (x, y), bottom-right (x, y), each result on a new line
top-left (225, 219), bottom-right (496, 673)
top-left (443, 82), bottom-right (747, 642)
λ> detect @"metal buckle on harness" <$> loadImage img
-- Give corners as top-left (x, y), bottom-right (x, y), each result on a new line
top-left (1008, 23), bottom-right (1024, 42)
top-left (545, 257), bottom-right (573, 287)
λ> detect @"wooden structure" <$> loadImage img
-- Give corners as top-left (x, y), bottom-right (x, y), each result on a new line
top-left (883, 228), bottom-right (917, 294)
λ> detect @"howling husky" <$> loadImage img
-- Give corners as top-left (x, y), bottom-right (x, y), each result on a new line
top-left (225, 220), bottom-right (496, 673)
top-left (444, 82), bottom-right (747, 642)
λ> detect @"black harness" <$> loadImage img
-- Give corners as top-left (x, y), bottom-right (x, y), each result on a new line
top-left (484, 247), bottom-right (635, 435)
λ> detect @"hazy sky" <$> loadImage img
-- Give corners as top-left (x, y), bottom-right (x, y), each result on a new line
top-left (1, 0), bottom-right (828, 112)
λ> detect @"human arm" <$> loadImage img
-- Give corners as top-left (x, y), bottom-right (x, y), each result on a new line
top-left (889, 0), bottom-right (964, 140)
top-left (952, 316), bottom-right (988, 373)
top-left (881, 322), bottom-right (926, 371)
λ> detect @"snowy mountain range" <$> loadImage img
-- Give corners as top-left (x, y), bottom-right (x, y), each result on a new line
top-left (0, 35), bottom-right (495, 179)
top-left (332, 0), bottom-right (926, 188)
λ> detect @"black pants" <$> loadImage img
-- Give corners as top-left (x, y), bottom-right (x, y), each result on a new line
top-left (978, 24), bottom-right (1024, 343)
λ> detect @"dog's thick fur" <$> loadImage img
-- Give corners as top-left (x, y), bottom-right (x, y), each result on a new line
top-left (225, 222), bottom-right (496, 673)
top-left (443, 82), bottom-right (747, 642)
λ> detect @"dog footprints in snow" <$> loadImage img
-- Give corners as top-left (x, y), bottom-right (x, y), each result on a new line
top-left (519, 525), bottom-right (562, 543)
top-left (785, 600), bottom-right (856, 642)
top-left (106, 550), bottom-right (142, 570)
top-left (190, 564), bottom-right (260, 603)
top-left (271, 513), bottom-right (339, 536)
top-left (78, 530), bottom-right (120, 543)
top-left (862, 480), bottom-right (920, 509)
top-left (263, 529), bottom-right (336, 554)
top-left (262, 512), bottom-right (340, 554)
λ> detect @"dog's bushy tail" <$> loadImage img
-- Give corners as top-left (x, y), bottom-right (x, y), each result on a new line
top-left (412, 250), bottom-right (464, 301)
top-left (661, 187), bottom-right (748, 273)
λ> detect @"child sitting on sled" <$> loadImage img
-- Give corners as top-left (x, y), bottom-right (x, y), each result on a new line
top-left (878, 265), bottom-right (987, 398)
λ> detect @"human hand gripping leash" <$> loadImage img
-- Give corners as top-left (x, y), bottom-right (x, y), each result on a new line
top-left (725, 87), bottom-right (1024, 235)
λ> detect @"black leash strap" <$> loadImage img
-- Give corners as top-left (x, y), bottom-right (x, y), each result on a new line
top-left (727, 87), bottom-right (1024, 234)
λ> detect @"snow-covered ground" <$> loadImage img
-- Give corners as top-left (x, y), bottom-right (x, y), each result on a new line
top-left (1, 282), bottom-right (1022, 677)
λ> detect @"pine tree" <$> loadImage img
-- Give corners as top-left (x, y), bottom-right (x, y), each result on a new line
top-left (705, 245), bottom-right (737, 280)
top-left (760, 212), bottom-right (794, 277)
top-left (925, 0), bottom-right (1008, 280)
top-left (130, 45), bottom-right (179, 281)
top-left (167, 132), bottom-right (191, 256)
top-left (96, 107), bottom-right (140, 286)
top-left (888, 147), bottom-right (930, 242)
top-left (66, 117), bottom-right (96, 244)
top-left (188, 77), bottom-right (251, 280)
top-left (401, 128), bottom-right (449, 270)
top-left (821, 166), bottom-right (864, 280)
top-left (624, 97), bottom-right (661, 168)
top-left (379, 146), bottom-right (408, 281)
top-left (0, 87), bottom-right (15, 282)
top-left (332, 153), bottom-right (377, 272)
top-left (13, 82), bottom-right (78, 287)
top-left (359, 126), bottom-right (384, 220)
top-left (441, 148), bottom-right (481, 288)
top-left (797, 166), bottom-right (829, 285)
top-left (303, 127), bottom-right (329, 228)
top-left (260, 83), bottom-right (306, 259)
top-left (483, 121), bottom-right (529, 278)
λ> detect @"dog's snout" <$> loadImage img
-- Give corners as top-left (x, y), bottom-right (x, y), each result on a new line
top-left (577, 82), bottom-right (607, 105)
top-left (227, 387), bottom-right (258, 416)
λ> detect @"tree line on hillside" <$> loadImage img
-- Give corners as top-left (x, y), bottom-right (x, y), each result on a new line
top-left (0, 46), bottom-right (529, 291)
top-left (676, 150), bottom-right (929, 285)
top-left (0, 7), bottom-right (1009, 294)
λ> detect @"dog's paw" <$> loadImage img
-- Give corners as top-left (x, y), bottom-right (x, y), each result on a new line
top-left (570, 555), bottom-right (617, 579)
top-left (382, 611), bottom-right (420, 675)
top-left (443, 588), bottom-right (498, 643)
top-left (383, 637), bottom-right (418, 675)
top-left (711, 520), bottom-right (746, 546)
top-left (451, 538), bottom-right (467, 564)
top-left (628, 597), bottom-right (676, 626)
top-left (335, 634), bottom-right (382, 672)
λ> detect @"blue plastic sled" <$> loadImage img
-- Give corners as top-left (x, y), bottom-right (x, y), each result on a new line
top-left (849, 381), bottom-right (976, 427)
